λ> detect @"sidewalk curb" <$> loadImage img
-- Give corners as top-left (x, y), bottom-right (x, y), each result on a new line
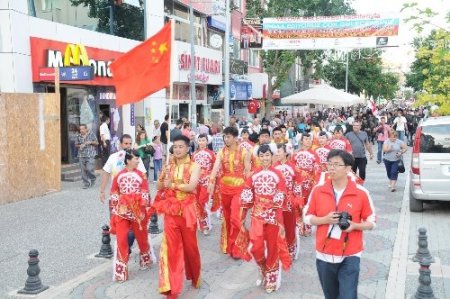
top-left (385, 173), bottom-right (410, 299)
top-left (9, 233), bottom-right (164, 299)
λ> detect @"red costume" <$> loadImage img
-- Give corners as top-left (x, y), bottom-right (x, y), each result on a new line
top-left (239, 140), bottom-right (255, 151)
top-left (274, 160), bottom-right (299, 260)
top-left (214, 146), bottom-right (248, 258)
top-left (191, 148), bottom-right (216, 232)
top-left (315, 145), bottom-right (331, 172)
top-left (153, 157), bottom-right (201, 298)
top-left (291, 148), bottom-right (321, 236)
top-left (240, 166), bottom-right (291, 293)
top-left (329, 137), bottom-right (353, 154)
top-left (109, 168), bottom-right (152, 282)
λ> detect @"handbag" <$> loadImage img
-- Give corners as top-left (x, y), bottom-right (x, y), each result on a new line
top-left (144, 144), bottom-right (155, 156)
top-left (398, 158), bottom-right (405, 173)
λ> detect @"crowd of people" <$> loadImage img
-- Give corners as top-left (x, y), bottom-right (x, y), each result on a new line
top-left (73, 102), bottom-right (429, 299)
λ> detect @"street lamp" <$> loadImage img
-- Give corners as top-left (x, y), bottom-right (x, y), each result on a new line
top-left (189, 0), bottom-right (197, 128)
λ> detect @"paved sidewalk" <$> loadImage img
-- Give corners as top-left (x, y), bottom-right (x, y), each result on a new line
top-left (7, 150), bottom-right (410, 299)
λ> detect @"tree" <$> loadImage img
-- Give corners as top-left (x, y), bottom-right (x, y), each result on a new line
top-left (321, 49), bottom-right (399, 99)
top-left (402, 2), bottom-right (450, 115)
top-left (246, 0), bottom-right (354, 117)
top-left (69, 0), bottom-right (144, 41)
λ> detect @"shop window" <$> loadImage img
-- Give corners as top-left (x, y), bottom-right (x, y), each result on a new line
top-left (249, 49), bottom-right (260, 67)
top-left (166, 104), bottom-right (179, 124)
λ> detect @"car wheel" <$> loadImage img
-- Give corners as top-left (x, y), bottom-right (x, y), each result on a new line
top-left (409, 189), bottom-right (423, 212)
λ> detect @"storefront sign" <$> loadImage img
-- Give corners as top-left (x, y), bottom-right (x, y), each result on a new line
top-left (60, 66), bottom-right (94, 80)
top-left (30, 37), bottom-right (124, 86)
top-left (207, 16), bottom-right (226, 32)
top-left (174, 41), bottom-right (222, 85)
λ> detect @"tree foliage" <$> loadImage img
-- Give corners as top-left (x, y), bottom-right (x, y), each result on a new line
top-left (69, 0), bottom-right (144, 41)
top-left (321, 49), bottom-right (399, 100)
top-left (402, 2), bottom-right (450, 115)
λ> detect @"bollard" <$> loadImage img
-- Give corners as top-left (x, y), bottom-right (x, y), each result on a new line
top-left (414, 258), bottom-right (436, 299)
top-left (18, 249), bottom-right (49, 294)
top-left (148, 212), bottom-right (162, 234)
top-left (95, 225), bottom-right (113, 258)
top-left (413, 227), bottom-right (435, 263)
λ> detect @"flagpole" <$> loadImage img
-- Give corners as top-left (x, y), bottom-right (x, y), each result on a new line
top-left (166, 18), bottom-right (175, 165)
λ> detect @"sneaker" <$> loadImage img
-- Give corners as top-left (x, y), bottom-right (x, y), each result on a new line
top-left (82, 184), bottom-right (90, 189)
top-left (90, 179), bottom-right (96, 187)
top-left (376, 160), bottom-right (381, 164)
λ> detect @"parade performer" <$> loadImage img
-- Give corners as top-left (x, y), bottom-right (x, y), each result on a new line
top-left (208, 126), bottom-right (251, 259)
top-left (240, 144), bottom-right (291, 293)
top-left (252, 128), bottom-right (277, 170)
top-left (315, 131), bottom-right (332, 172)
top-left (153, 135), bottom-right (202, 298)
top-left (274, 143), bottom-right (300, 260)
top-left (291, 133), bottom-right (321, 236)
top-left (191, 133), bottom-right (216, 234)
top-left (109, 149), bottom-right (152, 282)
top-left (239, 128), bottom-right (255, 151)
top-left (329, 126), bottom-right (353, 154)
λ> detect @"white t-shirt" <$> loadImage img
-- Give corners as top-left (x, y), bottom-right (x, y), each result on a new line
top-left (393, 116), bottom-right (407, 131)
top-left (103, 150), bottom-right (146, 179)
top-left (99, 123), bottom-right (111, 141)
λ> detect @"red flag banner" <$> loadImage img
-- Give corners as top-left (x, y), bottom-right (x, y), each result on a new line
top-left (110, 22), bottom-right (171, 106)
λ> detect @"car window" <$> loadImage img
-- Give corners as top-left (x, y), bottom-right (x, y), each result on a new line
top-left (420, 125), bottom-right (450, 153)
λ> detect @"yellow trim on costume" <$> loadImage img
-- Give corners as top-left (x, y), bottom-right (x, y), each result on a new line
top-left (158, 234), bottom-right (171, 293)
top-left (221, 176), bottom-right (244, 187)
top-left (220, 217), bottom-right (228, 254)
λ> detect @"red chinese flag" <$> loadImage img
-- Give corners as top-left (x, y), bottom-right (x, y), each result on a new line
top-left (110, 22), bottom-right (171, 106)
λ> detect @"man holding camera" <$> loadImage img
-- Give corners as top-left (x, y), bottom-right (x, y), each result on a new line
top-left (303, 149), bottom-right (376, 299)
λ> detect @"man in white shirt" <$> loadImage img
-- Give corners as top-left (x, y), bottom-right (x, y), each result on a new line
top-left (99, 115), bottom-right (111, 166)
top-left (393, 109), bottom-right (408, 142)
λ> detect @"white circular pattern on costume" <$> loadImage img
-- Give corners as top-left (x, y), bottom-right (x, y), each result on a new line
top-left (240, 142), bottom-right (253, 150)
top-left (253, 172), bottom-right (277, 196)
top-left (193, 151), bottom-right (212, 169)
top-left (276, 165), bottom-right (294, 190)
top-left (273, 192), bottom-right (284, 205)
top-left (241, 188), bottom-right (254, 204)
top-left (329, 139), bottom-right (345, 150)
top-left (316, 148), bottom-right (330, 164)
top-left (259, 208), bottom-right (276, 224)
top-left (293, 184), bottom-right (302, 196)
top-left (294, 151), bottom-right (314, 171)
top-left (118, 175), bottom-right (140, 194)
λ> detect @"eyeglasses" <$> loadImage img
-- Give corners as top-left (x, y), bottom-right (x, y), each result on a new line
top-left (326, 162), bottom-right (347, 169)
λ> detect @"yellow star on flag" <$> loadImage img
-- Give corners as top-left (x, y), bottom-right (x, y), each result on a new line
top-left (159, 42), bottom-right (168, 54)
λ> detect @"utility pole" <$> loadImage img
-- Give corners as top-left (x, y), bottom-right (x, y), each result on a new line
top-left (224, 0), bottom-right (231, 126)
top-left (345, 51), bottom-right (349, 92)
top-left (109, 0), bottom-right (114, 35)
top-left (189, 0), bottom-right (197, 128)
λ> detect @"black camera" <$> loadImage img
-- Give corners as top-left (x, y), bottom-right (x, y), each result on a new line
top-left (336, 212), bottom-right (352, 230)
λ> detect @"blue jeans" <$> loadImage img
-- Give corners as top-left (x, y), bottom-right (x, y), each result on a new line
top-left (384, 159), bottom-right (399, 180)
top-left (316, 256), bottom-right (360, 299)
top-left (377, 141), bottom-right (384, 162)
top-left (153, 159), bottom-right (162, 181)
top-left (396, 130), bottom-right (405, 142)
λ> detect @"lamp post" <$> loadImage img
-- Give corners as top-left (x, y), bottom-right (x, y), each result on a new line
top-left (345, 51), bottom-right (349, 92)
top-left (224, 0), bottom-right (231, 126)
top-left (189, 0), bottom-right (197, 128)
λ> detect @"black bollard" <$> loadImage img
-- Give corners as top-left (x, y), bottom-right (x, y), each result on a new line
top-left (95, 225), bottom-right (113, 258)
top-left (148, 212), bottom-right (162, 234)
top-left (414, 258), bottom-right (436, 299)
top-left (18, 249), bottom-right (49, 294)
top-left (413, 227), bottom-right (434, 263)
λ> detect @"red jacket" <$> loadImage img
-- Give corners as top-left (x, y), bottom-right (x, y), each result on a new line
top-left (304, 177), bottom-right (376, 256)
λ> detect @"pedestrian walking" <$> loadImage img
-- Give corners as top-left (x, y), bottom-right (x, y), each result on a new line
top-left (383, 130), bottom-right (407, 192)
top-left (75, 124), bottom-right (98, 189)
top-left (134, 130), bottom-right (152, 173)
top-left (373, 116), bottom-right (390, 164)
top-left (99, 115), bottom-right (111, 166)
top-left (304, 149), bottom-right (376, 299)
top-left (151, 135), bottom-right (163, 182)
top-left (345, 120), bottom-right (374, 183)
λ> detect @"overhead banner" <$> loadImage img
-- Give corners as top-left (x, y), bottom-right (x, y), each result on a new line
top-left (262, 14), bottom-right (399, 50)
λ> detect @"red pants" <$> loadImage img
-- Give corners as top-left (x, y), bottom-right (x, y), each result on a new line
top-left (113, 216), bottom-right (151, 281)
top-left (220, 193), bottom-right (242, 258)
top-left (250, 222), bottom-right (281, 291)
top-left (159, 214), bottom-right (201, 297)
top-left (196, 185), bottom-right (209, 231)
top-left (283, 210), bottom-right (298, 260)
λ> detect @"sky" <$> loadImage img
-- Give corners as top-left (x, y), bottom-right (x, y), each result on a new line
top-left (351, 0), bottom-right (450, 72)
